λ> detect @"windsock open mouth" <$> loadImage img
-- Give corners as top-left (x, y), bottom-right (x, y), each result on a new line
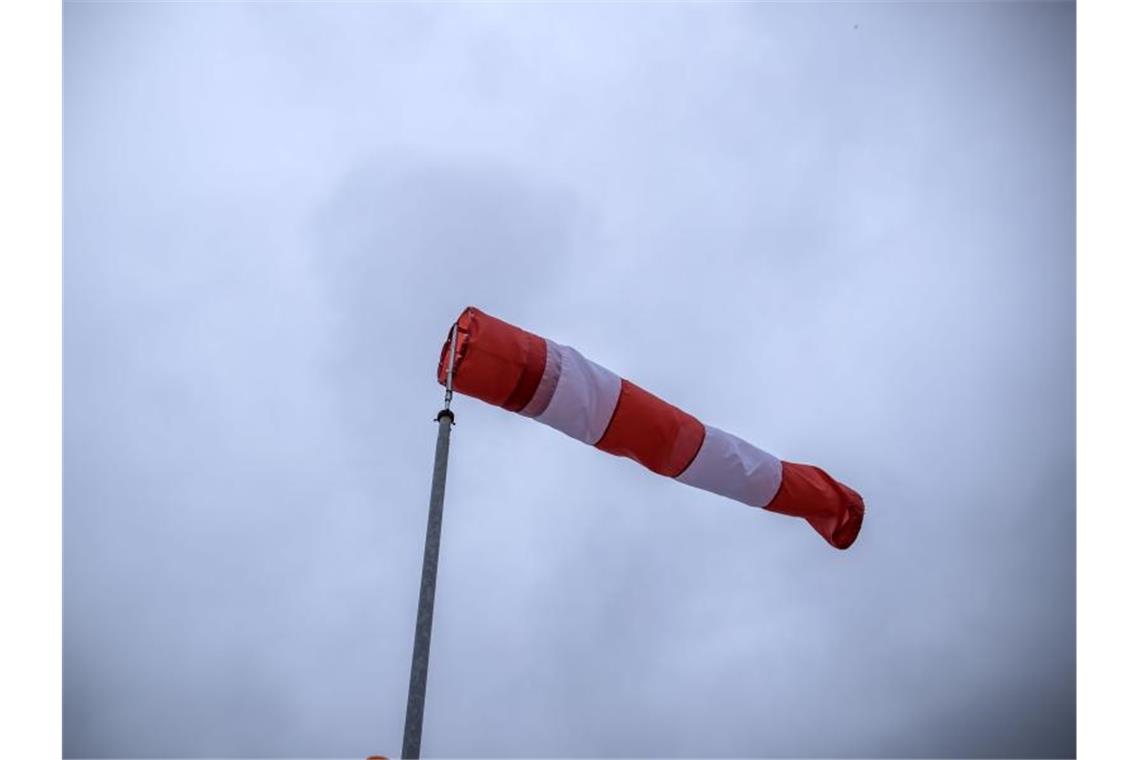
top-left (436, 306), bottom-right (865, 550)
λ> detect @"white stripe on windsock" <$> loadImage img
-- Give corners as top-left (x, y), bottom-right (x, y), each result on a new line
top-left (534, 342), bottom-right (622, 445)
top-left (520, 338), bottom-right (563, 418)
top-left (675, 425), bottom-right (783, 506)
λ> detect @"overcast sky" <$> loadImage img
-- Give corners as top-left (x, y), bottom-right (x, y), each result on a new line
top-left (64, 2), bottom-right (1075, 757)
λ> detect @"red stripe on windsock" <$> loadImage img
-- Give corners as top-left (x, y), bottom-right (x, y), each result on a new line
top-left (502, 333), bottom-right (546, 412)
top-left (595, 379), bottom-right (706, 477)
top-left (766, 462), bottom-right (865, 550)
top-left (437, 307), bottom-right (546, 411)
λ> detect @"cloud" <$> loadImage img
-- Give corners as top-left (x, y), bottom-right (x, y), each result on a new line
top-left (64, 1), bottom-right (1074, 757)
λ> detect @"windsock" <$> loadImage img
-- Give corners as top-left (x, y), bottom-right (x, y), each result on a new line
top-left (437, 307), bottom-right (864, 549)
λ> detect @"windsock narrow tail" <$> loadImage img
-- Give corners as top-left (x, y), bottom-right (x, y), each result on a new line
top-left (437, 306), bottom-right (864, 549)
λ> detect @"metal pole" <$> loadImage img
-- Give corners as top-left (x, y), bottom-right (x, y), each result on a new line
top-left (402, 323), bottom-right (459, 759)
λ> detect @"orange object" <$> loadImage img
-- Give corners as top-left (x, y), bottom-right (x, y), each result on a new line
top-left (595, 379), bottom-right (705, 477)
top-left (436, 306), bottom-right (864, 549)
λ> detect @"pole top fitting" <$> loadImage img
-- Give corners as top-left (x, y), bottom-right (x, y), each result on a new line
top-left (442, 321), bottom-right (459, 412)
top-left (434, 408), bottom-right (455, 424)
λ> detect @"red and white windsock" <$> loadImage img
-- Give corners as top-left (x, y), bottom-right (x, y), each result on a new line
top-left (437, 307), bottom-right (865, 549)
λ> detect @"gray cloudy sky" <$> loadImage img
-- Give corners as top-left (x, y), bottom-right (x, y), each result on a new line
top-left (63, 1), bottom-right (1075, 758)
